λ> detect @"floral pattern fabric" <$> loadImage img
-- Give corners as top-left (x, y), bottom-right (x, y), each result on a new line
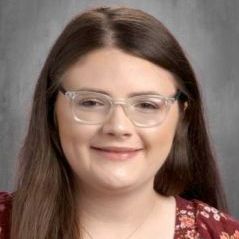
top-left (0, 192), bottom-right (239, 238)
top-left (0, 192), bottom-right (12, 239)
top-left (175, 195), bottom-right (239, 239)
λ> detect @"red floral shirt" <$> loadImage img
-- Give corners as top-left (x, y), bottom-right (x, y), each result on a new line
top-left (0, 191), bottom-right (239, 238)
top-left (174, 195), bottom-right (239, 238)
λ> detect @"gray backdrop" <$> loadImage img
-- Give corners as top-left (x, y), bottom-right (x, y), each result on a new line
top-left (0, 0), bottom-right (238, 218)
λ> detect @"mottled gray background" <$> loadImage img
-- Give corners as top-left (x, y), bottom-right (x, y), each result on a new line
top-left (0, 0), bottom-right (238, 218)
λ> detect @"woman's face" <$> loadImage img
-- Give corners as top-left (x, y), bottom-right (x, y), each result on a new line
top-left (55, 47), bottom-right (180, 193)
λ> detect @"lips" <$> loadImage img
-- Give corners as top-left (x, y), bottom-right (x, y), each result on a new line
top-left (90, 146), bottom-right (142, 152)
top-left (90, 146), bottom-right (143, 160)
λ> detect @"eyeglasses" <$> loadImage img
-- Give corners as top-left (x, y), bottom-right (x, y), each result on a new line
top-left (59, 86), bottom-right (184, 128)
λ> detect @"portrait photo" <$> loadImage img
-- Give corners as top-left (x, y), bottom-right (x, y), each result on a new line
top-left (0, 1), bottom-right (239, 238)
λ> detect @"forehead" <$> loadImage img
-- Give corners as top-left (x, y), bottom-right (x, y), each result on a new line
top-left (61, 47), bottom-right (178, 96)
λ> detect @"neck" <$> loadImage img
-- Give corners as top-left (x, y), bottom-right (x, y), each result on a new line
top-left (75, 179), bottom-right (161, 227)
top-left (74, 180), bottom-right (176, 239)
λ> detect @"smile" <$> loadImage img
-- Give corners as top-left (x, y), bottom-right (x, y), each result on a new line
top-left (90, 147), bottom-right (142, 161)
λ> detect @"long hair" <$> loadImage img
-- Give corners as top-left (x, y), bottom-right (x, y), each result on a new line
top-left (11, 6), bottom-right (228, 239)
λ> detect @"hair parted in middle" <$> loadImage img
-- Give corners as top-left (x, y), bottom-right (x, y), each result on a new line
top-left (11, 6), bottom-right (227, 239)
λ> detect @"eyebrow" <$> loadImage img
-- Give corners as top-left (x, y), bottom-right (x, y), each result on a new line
top-left (76, 87), bottom-right (168, 97)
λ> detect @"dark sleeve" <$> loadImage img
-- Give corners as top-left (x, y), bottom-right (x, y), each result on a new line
top-left (193, 199), bottom-right (239, 238)
top-left (0, 192), bottom-right (12, 239)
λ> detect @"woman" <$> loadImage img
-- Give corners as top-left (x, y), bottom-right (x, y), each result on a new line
top-left (0, 6), bottom-right (238, 239)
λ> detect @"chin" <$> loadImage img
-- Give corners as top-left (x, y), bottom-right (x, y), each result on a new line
top-left (93, 172), bottom-right (141, 193)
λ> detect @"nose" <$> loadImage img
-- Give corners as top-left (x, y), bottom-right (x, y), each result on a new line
top-left (101, 104), bottom-right (134, 138)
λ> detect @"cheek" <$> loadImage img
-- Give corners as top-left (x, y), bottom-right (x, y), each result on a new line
top-left (143, 106), bottom-right (179, 171)
top-left (59, 125), bottom-right (89, 158)
top-left (150, 125), bottom-right (175, 156)
top-left (57, 119), bottom-right (98, 180)
top-left (55, 96), bottom-right (95, 169)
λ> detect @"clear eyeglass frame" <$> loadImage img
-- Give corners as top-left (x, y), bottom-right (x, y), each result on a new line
top-left (59, 85), bottom-right (184, 128)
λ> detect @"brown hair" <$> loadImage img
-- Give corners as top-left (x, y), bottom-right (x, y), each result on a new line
top-left (11, 6), bottom-right (228, 239)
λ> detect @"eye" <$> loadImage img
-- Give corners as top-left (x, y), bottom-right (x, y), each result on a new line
top-left (75, 98), bottom-right (105, 108)
top-left (134, 100), bottom-right (163, 112)
top-left (137, 102), bottom-right (158, 109)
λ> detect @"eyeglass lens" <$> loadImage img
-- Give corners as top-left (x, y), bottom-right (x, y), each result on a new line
top-left (71, 93), bottom-right (171, 127)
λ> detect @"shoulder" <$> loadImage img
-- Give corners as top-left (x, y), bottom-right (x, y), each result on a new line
top-left (0, 192), bottom-right (13, 238)
top-left (175, 196), bottom-right (239, 239)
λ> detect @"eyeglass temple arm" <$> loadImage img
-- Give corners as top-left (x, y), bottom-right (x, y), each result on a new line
top-left (59, 85), bottom-right (67, 95)
top-left (175, 90), bottom-right (188, 101)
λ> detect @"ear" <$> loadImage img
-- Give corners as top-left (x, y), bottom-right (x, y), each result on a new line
top-left (183, 102), bottom-right (188, 111)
